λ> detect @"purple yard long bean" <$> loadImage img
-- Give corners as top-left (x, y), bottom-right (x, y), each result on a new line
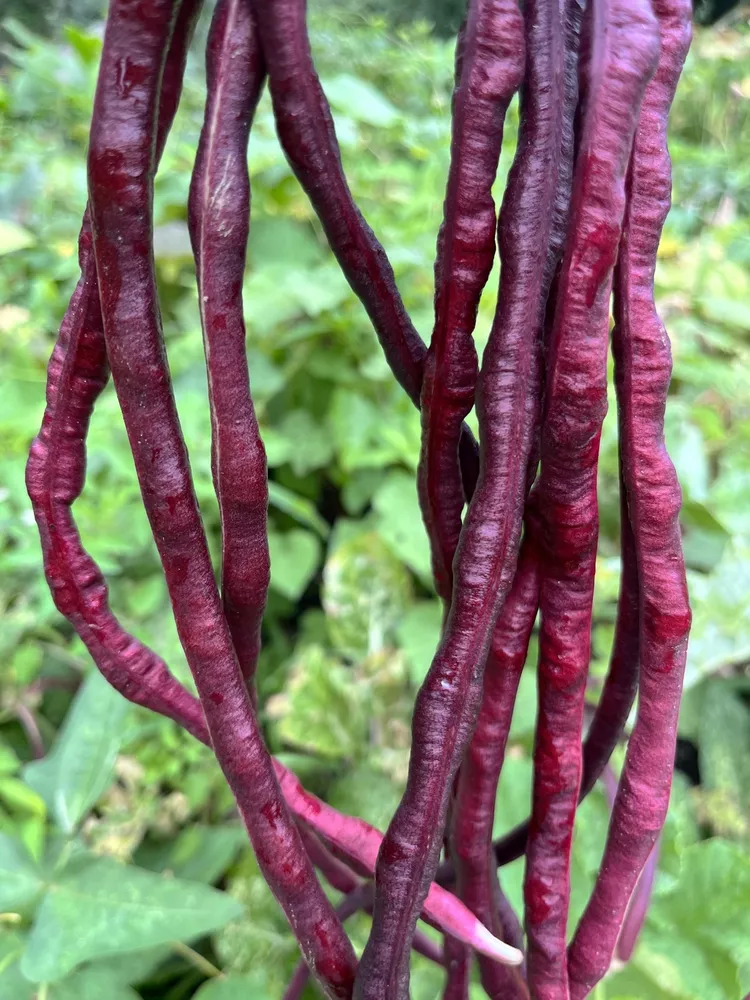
top-left (524, 2), bottom-right (659, 996)
top-left (448, 0), bottom-right (568, 992)
top-left (419, 0), bottom-right (522, 603)
top-left (188, 0), bottom-right (269, 697)
top-left (26, 0), bottom-right (694, 995)
top-left (26, 0), bottom-right (206, 739)
top-left (568, 2), bottom-right (692, 993)
top-left (87, 1), bottom-right (356, 994)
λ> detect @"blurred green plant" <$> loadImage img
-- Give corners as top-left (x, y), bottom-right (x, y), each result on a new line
top-left (1, 9), bottom-right (750, 999)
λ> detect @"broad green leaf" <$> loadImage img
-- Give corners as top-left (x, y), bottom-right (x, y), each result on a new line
top-left (274, 410), bottom-right (334, 476)
top-left (248, 217), bottom-right (323, 270)
top-left (0, 833), bottom-right (43, 912)
top-left (194, 972), bottom-right (273, 999)
top-left (0, 220), bottom-right (34, 256)
top-left (0, 741), bottom-right (19, 777)
top-left (62, 26), bottom-right (102, 66)
top-left (135, 824), bottom-right (246, 885)
top-left (329, 389), bottom-right (417, 472)
top-left (681, 500), bottom-right (731, 573)
top-left (268, 529), bottom-right (321, 602)
top-left (654, 839), bottom-right (750, 970)
top-left (686, 540), bottom-right (750, 688)
top-left (323, 532), bottom-right (412, 659)
top-left (0, 777), bottom-right (45, 817)
top-left (323, 74), bottom-right (399, 127)
top-left (371, 471), bottom-right (432, 584)
top-left (215, 854), bottom-right (300, 994)
top-left (267, 645), bottom-right (367, 760)
top-left (268, 481), bottom-right (330, 539)
top-left (52, 965), bottom-right (141, 1000)
top-left (328, 763), bottom-right (403, 834)
top-left (508, 659), bottom-right (540, 745)
top-left (23, 672), bottom-right (129, 833)
top-left (396, 600), bottom-right (442, 685)
top-left (696, 680), bottom-right (750, 836)
top-left (0, 930), bottom-right (31, 1000)
top-left (21, 857), bottom-right (243, 982)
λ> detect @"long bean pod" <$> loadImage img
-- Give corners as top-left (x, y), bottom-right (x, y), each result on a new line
top-left (448, 1), bottom-right (567, 993)
top-left (523, 2), bottom-right (659, 995)
top-left (26, 0), bottom-right (206, 740)
top-left (87, 3), bottom-right (356, 994)
top-left (188, 0), bottom-right (269, 696)
top-left (568, 3), bottom-right (692, 993)
top-left (419, 0), bottom-right (523, 603)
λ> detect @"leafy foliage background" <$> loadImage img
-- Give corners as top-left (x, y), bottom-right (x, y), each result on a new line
top-left (1, 5), bottom-right (750, 998)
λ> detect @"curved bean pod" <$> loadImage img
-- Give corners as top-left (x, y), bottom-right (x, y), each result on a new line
top-left (523, 2), bottom-right (659, 995)
top-left (188, 0), bottom-right (269, 696)
top-left (87, 3), bottom-right (356, 995)
top-left (25, 0), bottom-right (206, 740)
top-left (568, 2), bottom-right (692, 994)
top-left (448, 0), bottom-right (569, 993)
top-left (419, 0), bottom-right (523, 602)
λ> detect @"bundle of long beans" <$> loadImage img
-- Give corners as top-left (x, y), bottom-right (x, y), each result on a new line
top-left (27, 1), bottom-right (692, 997)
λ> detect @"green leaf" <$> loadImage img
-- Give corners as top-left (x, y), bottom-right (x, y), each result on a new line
top-left (21, 857), bottom-right (243, 982)
top-left (194, 973), bottom-right (273, 999)
top-left (686, 540), bottom-right (750, 689)
top-left (508, 660), bottom-right (540, 745)
top-left (273, 410), bottom-right (334, 476)
top-left (23, 672), bottom-right (129, 833)
top-left (0, 777), bottom-right (46, 817)
top-left (681, 500), bottom-right (730, 573)
top-left (0, 220), bottom-right (34, 256)
top-left (135, 824), bottom-right (247, 885)
top-left (267, 530), bottom-right (321, 602)
top-left (396, 600), bottom-right (442, 686)
top-left (0, 832), bottom-right (43, 912)
top-left (323, 74), bottom-right (400, 127)
top-left (248, 217), bottom-right (323, 270)
top-left (50, 964), bottom-right (141, 1000)
top-left (322, 531), bottom-right (412, 659)
top-left (371, 471), bottom-right (432, 584)
top-left (328, 763), bottom-right (403, 833)
top-left (696, 680), bottom-right (750, 836)
top-left (62, 26), bottom-right (102, 66)
top-left (268, 481), bottom-right (330, 539)
top-left (0, 741), bottom-right (19, 777)
top-left (268, 645), bottom-right (367, 760)
top-left (654, 839), bottom-right (750, 970)
top-left (215, 854), bottom-right (300, 994)
top-left (0, 931), bottom-right (32, 1000)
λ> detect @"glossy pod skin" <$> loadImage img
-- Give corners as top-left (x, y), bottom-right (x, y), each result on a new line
top-left (448, 0), bottom-right (569, 993)
top-left (26, 0), bottom-right (694, 992)
top-left (523, 1), bottom-right (660, 996)
top-left (568, 2), bottom-right (692, 994)
top-left (419, 0), bottom-right (521, 606)
top-left (87, 2), bottom-right (356, 995)
top-left (25, 0), bottom-right (207, 740)
top-left (357, 4), bottom-right (536, 997)
top-left (187, 0), bottom-right (269, 699)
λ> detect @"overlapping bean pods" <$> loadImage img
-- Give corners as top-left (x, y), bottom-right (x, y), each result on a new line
top-left (27, 0), bottom-right (692, 996)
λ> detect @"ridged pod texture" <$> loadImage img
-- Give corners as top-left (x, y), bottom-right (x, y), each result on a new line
top-left (567, 2), bottom-right (692, 995)
top-left (357, 5), bottom-right (533, 998)
top-left (86, 2), bottom-right (356, 995)
top-left (524, 1), bottom-right (660, 996)
top-left (25, 0), bottom-right (206, 739)
top-left (448, 0), bottom-right (567, 993)
top-left (419, 0), bottom-right (523, 604)
top-left (188, 0), bottom-right (269, 698)
top-left (254, 0), bottom-right (425, 407)
top-left (255, 0), bottom-right (483, 521)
